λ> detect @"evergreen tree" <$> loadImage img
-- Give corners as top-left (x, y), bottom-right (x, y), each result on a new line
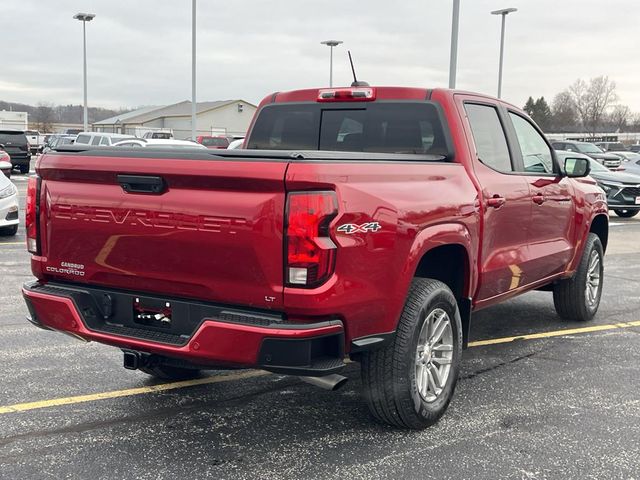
top-left (533, 97), bottom-right (552, 132)
top-left (524, 97), bottom-right (536, 117)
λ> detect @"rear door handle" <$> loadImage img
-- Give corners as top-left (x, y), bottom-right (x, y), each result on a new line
top-left (486, 195), bottom-right (506, 208)
top-left (117, 175), bottom-right (166, 194)
top-left (532, 194), bottom-right (545, 205)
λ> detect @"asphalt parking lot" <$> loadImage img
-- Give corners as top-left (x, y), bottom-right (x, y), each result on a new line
top-left (1, 163), bottom-right (639, 480)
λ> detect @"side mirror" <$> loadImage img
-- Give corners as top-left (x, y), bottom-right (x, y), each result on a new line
top-left (564, 157), bottom-right (590, 178)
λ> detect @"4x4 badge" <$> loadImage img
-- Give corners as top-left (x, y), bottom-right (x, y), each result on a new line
top-left (337, 222), bottom-right (381, 234)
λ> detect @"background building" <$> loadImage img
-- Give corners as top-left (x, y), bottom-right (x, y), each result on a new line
top-left (93, 99), bottom-right (256, 138)
top-left (0, 111), bottom-right (28, 130)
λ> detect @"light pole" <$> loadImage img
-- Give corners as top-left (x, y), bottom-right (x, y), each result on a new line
top-left (449, 0), bottom-right (460, 89)
top-left (73, 13), bottom-right (95, 132)
top-left (320, 40), bottom-right (343, 87)
top-left (191, 0), bottom-right (197, 141)
top-left (491, 7), bottom-right (517, 99)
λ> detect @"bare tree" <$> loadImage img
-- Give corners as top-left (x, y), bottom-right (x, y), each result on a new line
top-left (551, 90), bottom-right (577, 132)
top-left (33, 102), bottom-right (56, 132)
top-left (609, 105), bottom-right (631, 132)
top-left (569, 76), bottom-right (617, 136)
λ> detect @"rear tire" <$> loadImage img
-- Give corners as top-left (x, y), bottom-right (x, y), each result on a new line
top-left (613, 209), bottom-right (639, 218)
top-left (139, 365), bottom-right (202, 380)
top-left (553, 233), bottom-right (604, 321)
top-left (360, 278), bottom-right (462, 429)
top-left (0, 224), bottom-right (18, 236)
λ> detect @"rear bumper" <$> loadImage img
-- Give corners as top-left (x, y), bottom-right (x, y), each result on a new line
top-left (9, 153), bottom-right (31, 166)
top-left (22, 281), bottom-right (346, 376)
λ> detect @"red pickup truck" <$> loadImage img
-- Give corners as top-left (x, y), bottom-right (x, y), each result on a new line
top-left (22, 85), bottom-right (608, 429)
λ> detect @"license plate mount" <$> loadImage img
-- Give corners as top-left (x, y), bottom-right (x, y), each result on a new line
top-left (133, 297), bottom-right (173, 329)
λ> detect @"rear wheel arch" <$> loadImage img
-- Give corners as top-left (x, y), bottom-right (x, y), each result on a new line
top-left (413, 243), bottom-right (473, 347)
top-left (589, 214), bottom-right (608, 253)
top-left (414, 243), bottom-right (472, 300)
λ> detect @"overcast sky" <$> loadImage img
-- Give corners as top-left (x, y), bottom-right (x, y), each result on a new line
top-left (2, 0), bottom-right (639, 112)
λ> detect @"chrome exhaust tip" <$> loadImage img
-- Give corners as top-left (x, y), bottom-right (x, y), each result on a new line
top-left (299, 374), bottom-right (348, 391)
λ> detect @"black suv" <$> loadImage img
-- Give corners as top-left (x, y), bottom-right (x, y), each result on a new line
top-left (0, 130), bottom-right (31, 174)
top-left (551, 140), bottom-right (621, 169)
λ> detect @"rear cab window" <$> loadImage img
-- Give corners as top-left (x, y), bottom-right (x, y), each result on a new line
top-left (201, 137), bottom-right (229, 147)
top-left (247, 102), bottom-right (451, 157)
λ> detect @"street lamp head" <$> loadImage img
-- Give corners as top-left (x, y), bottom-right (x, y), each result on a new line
top-left (321, 40), bottom-right (343, 47)
top-left (491, 7), bottom-right (517, 16)
top-left (73, 13), bottom-right (96, 22)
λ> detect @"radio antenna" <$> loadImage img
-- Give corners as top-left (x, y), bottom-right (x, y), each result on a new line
top-left (347, 51), bottom-right (370, 87)
top-left (348, 51), bottom-right (359, 86)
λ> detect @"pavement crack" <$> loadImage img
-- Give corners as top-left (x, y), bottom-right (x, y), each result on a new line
top-left (460, 351), bottom-right (538, 381)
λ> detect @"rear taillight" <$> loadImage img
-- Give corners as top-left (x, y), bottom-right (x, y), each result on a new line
top-left (25, 176), bottom-right (40, 254)
top-left (317, 87), bottom-right (376, 102)
top-left (286, 191), bottom-right (338, 287)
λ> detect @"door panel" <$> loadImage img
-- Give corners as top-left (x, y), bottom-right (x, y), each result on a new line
top-left (506, 112), bottom-right (576, 282)
top-left (525, 177), bottom-right (575, 279)
top-left (459, 100), bottom-right (532, 302)
top-left (474, 163), bottom-right (532, 299)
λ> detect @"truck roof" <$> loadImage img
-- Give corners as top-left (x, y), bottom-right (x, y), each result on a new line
top-left (260, 86), bottom-right (522, 111)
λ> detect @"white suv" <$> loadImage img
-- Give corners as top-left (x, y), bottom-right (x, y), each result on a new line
top-left (74, 132), bottom-right (137, 146)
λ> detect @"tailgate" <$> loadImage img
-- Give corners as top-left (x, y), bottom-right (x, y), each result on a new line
top-left (37, 153), bottom-right (287, 309)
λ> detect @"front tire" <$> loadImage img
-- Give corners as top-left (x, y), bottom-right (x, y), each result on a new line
top-left (361, 278), bottom-right (462, 429)
top-left (19, 164), bottom-right (29, 174)
top-left (553, 233), bottom-right (604, 321)
top-left (613, 209), bottom-right (639, 218)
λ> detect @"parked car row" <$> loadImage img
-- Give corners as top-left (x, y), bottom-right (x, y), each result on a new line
top-left (551, 140), bottom-right (622, 169)
top-left (555, 150), bottom-right (640, 218)
top-left (48, 131), bottom-right (245, 151)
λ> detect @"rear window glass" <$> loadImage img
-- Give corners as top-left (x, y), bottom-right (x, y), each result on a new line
top-left (247, 102), bottom-right (449, 156)
top-left (0, 132), bottom-right (27, 145)
top-left (201, 137), bottom-right (229, 147)
top-left (152, 132), bottom-right (172, 139)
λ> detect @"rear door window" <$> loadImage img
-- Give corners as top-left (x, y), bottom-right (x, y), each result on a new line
top-left (464, 104), bottom-right (513, 172)
top-left (91, 136), bottom-right (102, 145)
top-left (247, 102), bottom-right (450, 156)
